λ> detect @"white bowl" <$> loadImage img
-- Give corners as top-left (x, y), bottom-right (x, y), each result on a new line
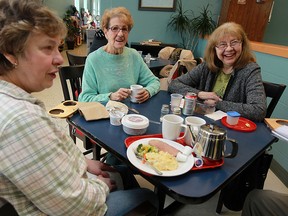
top-left (121, 114), bottom-right (149, 135)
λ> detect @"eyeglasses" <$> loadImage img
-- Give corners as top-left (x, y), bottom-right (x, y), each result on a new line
top-left (215, 40), bottom-right (242, 50)
top-left (108, 25), bottom-right (129, 33)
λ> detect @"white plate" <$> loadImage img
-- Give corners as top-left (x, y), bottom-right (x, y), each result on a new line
top-left (127, 138), bottom-right (194, 177)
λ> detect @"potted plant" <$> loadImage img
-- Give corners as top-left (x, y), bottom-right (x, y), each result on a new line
top-left (190, 4), bottom-right (216, 38)
top-left (167, 2), bottom-right (216, 52)
top-left (166, 0), bottom-right (193, 49)
top-left (188, 4), bottom-right (217, 51)
top-left (63, 7), bottom-right (80, 50)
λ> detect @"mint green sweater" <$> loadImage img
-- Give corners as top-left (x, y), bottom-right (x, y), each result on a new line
top-left (78, 47), bottom-right (160, 103)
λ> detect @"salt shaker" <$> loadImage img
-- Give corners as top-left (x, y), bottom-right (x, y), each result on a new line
top-left (160, 104), bottom-right (169, 122)
top-left (173, 106), bottom-right (181, 115)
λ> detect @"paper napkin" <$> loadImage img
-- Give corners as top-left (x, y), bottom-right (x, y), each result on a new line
top-left (205, 110), bottom-right (227, 121)
top-left (78, 102), bottom-right (109, 121)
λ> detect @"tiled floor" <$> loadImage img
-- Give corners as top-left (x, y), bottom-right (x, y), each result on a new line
top-left (32, 43), bottom-right (288, 216)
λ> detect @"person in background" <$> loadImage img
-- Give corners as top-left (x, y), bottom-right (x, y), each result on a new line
top-left (78, 7), bottom-right (160, 104)
top-left (0, 1), bottom-right (158, 215)
top-left (168, 22), bottom-right (266, 121)
top-left (242, 189), bottom-right (288, 216)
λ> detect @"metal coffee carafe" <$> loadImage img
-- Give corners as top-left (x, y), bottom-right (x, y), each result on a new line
top-left (196, 124), bottom-right (238, 161)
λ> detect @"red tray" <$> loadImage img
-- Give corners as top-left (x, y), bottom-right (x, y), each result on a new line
top-left (125, 134), bottom-right (224, 171)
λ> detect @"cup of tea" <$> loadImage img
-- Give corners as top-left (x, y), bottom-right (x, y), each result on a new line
top-left (130, 84), bottom-right (143, 103)
top-left (162, 114), bottom-right (188, 141)
top-left (184, 116), bottom-right (206, 146)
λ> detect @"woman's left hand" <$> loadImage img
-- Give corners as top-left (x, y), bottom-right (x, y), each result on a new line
top-left (134, 89), bottom-right (150, 103)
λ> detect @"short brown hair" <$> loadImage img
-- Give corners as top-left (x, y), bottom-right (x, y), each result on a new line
top-left (0, 0), bottom-right (67, 73)
top-left (101, 7), bottom-right (134, 31)
top-left (204, 22), bottom-right (256, 72)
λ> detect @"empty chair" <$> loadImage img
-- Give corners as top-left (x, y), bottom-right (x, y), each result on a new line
top-left (59, 65), bottom-right (106, 160)
top-left (66, 51), bottom-right (87, 66)
top-left (59, 65), bottom-right (84, 101)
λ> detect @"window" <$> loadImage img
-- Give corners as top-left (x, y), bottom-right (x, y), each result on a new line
top-left (74, 0), bottom-right (101, 24)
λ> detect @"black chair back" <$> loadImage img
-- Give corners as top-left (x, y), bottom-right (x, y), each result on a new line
top-left (88, 29), bottom-right (108, 54)
top-left (263, 81), bottom-right (286, 118)
top-left (59, 65), bottom-right (84, 101)
top-left (66, 51), bottom-right (87, 66)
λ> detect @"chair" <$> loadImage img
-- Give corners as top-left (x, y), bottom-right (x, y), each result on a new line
top-left (263, 81), bottom-right (286, 118)
top-left (215, 81), bottom-right (286, 214)
top-left (66, 51), bottom-right (87, 66)
top-left (59, 65), bottom-right (104, 159)
top-left (158, 46), bottom-right (194, 61)
top-left (88, 29), bottom-right (107, 54)
top-left (59, 65), bottom-right (84, 101)
top-left (159, 59), bottom-right (198, 90)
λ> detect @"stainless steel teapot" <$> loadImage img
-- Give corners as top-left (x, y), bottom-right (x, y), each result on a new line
top-left (196, 124), bottom-right (238, 161)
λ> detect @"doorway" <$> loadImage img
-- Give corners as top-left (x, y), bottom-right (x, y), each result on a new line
top-left (218, 0), bottom-right (274, 42)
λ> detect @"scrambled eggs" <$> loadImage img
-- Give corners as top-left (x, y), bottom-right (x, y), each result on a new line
top-left (145, 151), bottom-right (178, 171)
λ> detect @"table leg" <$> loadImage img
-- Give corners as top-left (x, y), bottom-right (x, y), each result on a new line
top-left (154, 186), bottom-right (185, 215)
top-left (154, 187), bottom-right (165, 216)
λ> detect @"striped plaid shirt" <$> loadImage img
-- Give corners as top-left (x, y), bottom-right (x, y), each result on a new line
top-left (0, 80), bottom-right (109, 215)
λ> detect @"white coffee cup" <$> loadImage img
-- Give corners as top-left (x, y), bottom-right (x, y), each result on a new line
top-left (130, 84), bottom-right (143, 103)
top-left (184, 116), bottom-right (206, 146)
top-left (162, 114), bottom-right (188, 141)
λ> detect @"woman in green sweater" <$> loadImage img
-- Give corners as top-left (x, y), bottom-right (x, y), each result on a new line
top-left (79, 7), bottom-right (160, 104)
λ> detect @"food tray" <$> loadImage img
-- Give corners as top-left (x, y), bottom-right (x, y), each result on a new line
top-left (125, 134), bottom-right (224, 171)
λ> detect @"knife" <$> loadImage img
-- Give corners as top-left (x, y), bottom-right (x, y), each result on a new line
top-left (128, 107), bottom-right (140, 114)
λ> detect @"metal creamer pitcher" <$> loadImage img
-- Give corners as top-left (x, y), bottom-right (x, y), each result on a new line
top-left (196, 124), bottom-right (238, 161)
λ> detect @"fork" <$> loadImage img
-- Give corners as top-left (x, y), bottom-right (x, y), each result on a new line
top-left (134, 151), bottom-right (163, 175)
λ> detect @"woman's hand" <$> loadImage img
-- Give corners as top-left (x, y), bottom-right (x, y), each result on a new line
top-left (86, 158), bottom-right (116, 177)
top-left (197, 91), bottom-right (222, 107)
top-left (97, 175), bottom-right (117, 192)
top-left (110, 88), bottom-right (131, 101)
top-left (86, 159), bottom-right (118, 191)
top-left (134, 89), bottom-right (150, 103)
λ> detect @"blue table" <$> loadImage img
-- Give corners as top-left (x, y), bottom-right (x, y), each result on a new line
top-left (67, 91), bottom-right (277, 214)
